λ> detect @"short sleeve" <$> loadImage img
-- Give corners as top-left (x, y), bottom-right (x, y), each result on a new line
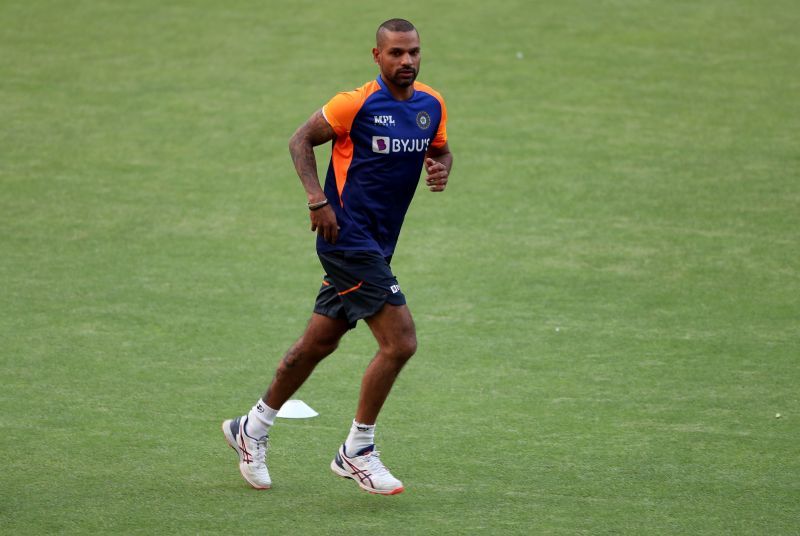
top-left (322, 91), bottom-right (363, 137)
top-left (432, 97), bottom-right (448, 148)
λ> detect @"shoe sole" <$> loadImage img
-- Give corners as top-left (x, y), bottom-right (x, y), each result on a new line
top-left (221, 420), bottom-right (271, 490)
top-left (330, 458), bottom-right (404, 495)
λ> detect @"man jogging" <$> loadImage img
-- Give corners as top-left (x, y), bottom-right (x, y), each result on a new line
top-left (223, 18), bottom-right (453, 495)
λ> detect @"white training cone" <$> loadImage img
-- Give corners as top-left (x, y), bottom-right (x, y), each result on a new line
top-left (276, 399), bottom-right (319, 419)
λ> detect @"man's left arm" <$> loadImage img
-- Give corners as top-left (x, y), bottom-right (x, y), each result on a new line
top-left (424, 142), bottom-right (453, 192)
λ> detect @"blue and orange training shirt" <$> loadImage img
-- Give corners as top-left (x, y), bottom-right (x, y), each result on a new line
top-left (318, 75), bottom-right (448, 257)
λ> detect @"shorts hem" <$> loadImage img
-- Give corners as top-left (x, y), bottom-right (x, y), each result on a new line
top-left (316, 293), bottom-right (405, 327)
top-left (312, 306), bottom-right (357, 330)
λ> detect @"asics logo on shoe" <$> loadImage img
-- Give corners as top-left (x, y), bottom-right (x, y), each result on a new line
top-left (342, 457), bottom-right (374, 487)
top-left (238, 435), bottom-right (253, 463)
top-left (330, 444), bottom-right (402, 495)
top-left (222, 415), bottom-right (272, 490)
top-left (334, 451), bottom-right (373, 484)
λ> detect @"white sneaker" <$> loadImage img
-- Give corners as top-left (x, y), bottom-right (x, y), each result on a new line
top-left (330, 443), bottom-right (404, 495)
top-left (222, 416), bottom-right (271, 489)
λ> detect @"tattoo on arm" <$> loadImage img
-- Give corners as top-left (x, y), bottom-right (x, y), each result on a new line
top-left (289, 111), bottom-right (335, 200)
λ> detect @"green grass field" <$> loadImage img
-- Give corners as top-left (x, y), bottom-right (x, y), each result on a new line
top-left (2, 0), bottom-right (799, 534)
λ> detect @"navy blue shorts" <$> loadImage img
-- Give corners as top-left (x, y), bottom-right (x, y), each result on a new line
top-left (313, 250), bottom-right (406, 328)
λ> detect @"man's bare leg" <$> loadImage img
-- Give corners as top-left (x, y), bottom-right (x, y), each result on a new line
top-left (330, 303), bottom-right (415, 495)
top-left (356, 303), bottom-right (417, 424)
top-left (264, 313), bottom-right (351, 409)
top-left (223, 313), bottom-right (348, 490)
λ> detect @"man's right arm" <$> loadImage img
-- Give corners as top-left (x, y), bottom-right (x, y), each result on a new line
top-left (288, 110), bottom-right (339, 244)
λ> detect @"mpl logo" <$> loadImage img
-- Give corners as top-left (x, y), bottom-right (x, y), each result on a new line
top-left (372, 136), bottom-right (390, 154)
top-left (374, 115), bottom-right (395, 126)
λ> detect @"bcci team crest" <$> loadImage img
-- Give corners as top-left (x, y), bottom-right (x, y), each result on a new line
top-left (416, 111), bottom-right (431, 130)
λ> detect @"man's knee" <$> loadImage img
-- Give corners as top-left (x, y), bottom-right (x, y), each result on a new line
top-left (294, 333), bottom-right (341, 362)
top-left (385, 332), bottom-right (417, 362)
top-left (367, 304), bottom-right (417, 361)
top-left (295, 314), bottom-right (349, 358)
top-left (400, 333), bottom-right (418, 359)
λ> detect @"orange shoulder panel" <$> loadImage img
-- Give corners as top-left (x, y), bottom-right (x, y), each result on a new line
top-left (324, 80), bottom-right (381, 203)
top-left (414, 81), bottom-right (448, 148)
top-left (322, 80), bottom-right (381, 137)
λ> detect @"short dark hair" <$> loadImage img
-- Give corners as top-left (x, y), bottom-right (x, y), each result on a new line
top-left (376, 19), bottom-right (417, 45)
top-left (378, 18), bottom-right (416, 33)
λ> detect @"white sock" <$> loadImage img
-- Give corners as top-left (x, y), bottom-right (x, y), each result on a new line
top-left (245, 399), bottom-right (278, 438)
top-left (344, 420), bottom-right (376, 456)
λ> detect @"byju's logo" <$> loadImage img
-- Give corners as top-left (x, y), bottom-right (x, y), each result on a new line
top-left (372, 136), bottom-right (390, 154)
top-left (372, 136), bottom-right (431, 154)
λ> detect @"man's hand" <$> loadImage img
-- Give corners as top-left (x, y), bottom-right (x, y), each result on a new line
top-left (289, 109), bottom-right (339, 242)
top-left (425, 157), bottom-right (449, 192)
top-left (310, 204), bottom-right (339, 244)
